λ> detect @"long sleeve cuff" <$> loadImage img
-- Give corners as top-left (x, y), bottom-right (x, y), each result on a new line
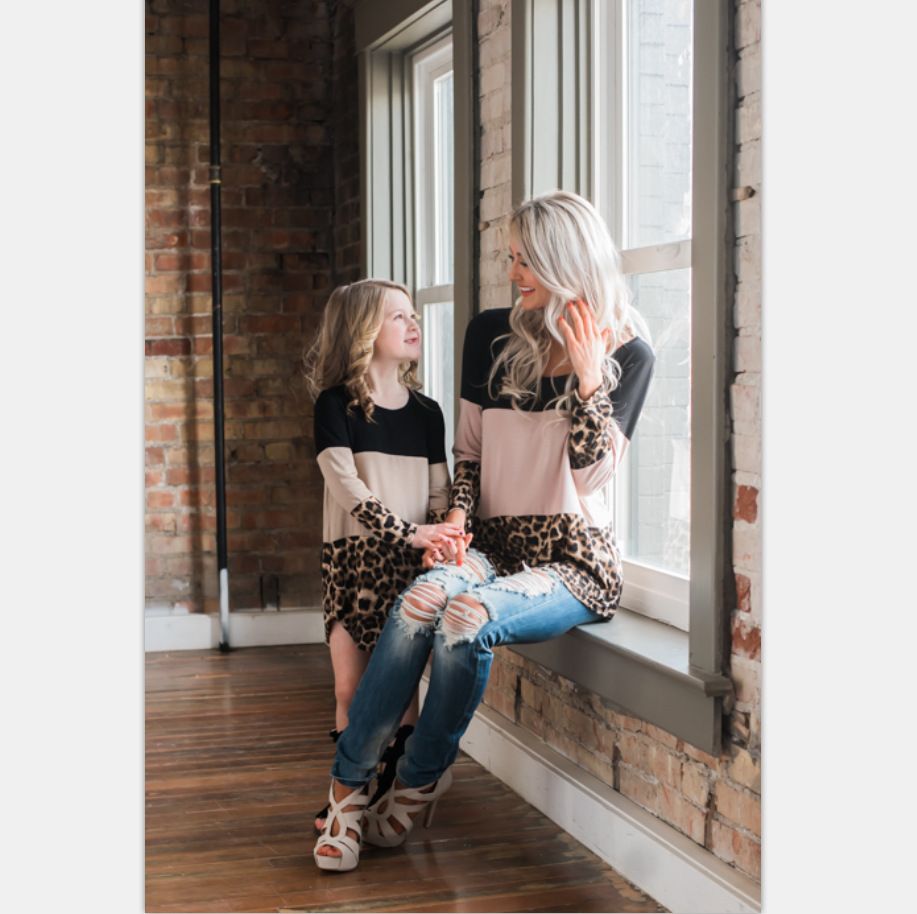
top-left (449, 459), bottom-right (481, 517)
top-left (350, 496), bottom-right (418, 545)
top-left (568, 377), bottom-right (616, 470)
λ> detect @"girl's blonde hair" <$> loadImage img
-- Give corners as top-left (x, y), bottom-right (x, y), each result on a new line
top-left (303, 278), bottom-right (421, 421)
top-left (489, 189), bottom-right (652, 412)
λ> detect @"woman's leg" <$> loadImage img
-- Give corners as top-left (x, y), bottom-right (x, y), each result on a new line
top-left (316, 550), bottom-right (494, 859)
top-left (395, 568), bottom-right (600, 790)
top-left (331, 549), bottom-right (495, 789)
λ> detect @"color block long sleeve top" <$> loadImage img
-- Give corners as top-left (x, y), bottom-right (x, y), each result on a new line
top-left (449, 308), bottom-right (655, 618)
top-left (314, 385), bottom-right (451, 649)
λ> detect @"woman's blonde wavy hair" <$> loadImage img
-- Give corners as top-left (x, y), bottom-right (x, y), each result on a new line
top-left (488, 190), bottom-right (652, 412)
top-left (303, 278), bottom-right (421, 422)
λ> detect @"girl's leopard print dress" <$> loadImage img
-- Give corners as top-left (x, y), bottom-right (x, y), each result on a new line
top-left (314, 385), bottom-right (450, 651)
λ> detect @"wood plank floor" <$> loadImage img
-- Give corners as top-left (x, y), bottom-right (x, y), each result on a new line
top-left (146, 644), bottom-right (667, 913)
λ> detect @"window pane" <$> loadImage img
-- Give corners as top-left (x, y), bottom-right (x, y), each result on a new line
top-left (617, 268), bottom-right (690, 576)
top-left (624, 0), bottom-right (693, 248)
top-left (422, 300), bottom-right (455, 473)
top-left (434, 71), bottom-right (454, 285)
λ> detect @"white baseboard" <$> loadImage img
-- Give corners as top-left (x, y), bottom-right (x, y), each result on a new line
top-left (420, 678), bottom-right (762, 914)
top-left (144, 607), bottom-right (325, 652)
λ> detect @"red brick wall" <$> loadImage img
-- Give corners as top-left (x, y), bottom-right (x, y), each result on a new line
top-left (145, 0), bottom-right (359, 612)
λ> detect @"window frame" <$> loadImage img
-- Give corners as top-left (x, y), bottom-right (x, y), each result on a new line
top-left (511, 0), bottom-right (733, 753)
top-left (355, 0), bottom-right (474, 430)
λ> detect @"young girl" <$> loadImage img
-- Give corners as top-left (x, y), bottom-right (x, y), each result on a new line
top-left (312, 191), bottom-right (655, 871)
top-left (304, 278), bottom-right (467, 831)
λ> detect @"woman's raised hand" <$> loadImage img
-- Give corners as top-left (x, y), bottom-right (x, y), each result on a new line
top-left (557, 299), bottom-right (611, 400)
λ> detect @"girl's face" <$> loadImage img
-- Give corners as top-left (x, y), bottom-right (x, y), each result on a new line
top-left (506, 232), bottom-right (550, 311)
top-left (373, 290), bottom-right (421, 362)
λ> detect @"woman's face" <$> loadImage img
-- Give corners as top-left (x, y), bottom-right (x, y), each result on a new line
top-left (373, 290), bottom-right (421, 362)
top-left (506, 233), bottom-right (550, 311)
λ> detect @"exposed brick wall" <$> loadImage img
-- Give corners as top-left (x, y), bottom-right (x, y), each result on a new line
top-left (475, 0), bottom-right (762, 883)
top-left (145, 0), bottom-right (359, 613)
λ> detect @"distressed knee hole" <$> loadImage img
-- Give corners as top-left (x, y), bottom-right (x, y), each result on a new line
top-left (492, 568), bottom-right (557, 597)
top-left (442, 594), bottom-right (490, 640)
top-left (400, 582), bottom-right (446, 626)
top-left (461, 552), bottom-right (490, 583)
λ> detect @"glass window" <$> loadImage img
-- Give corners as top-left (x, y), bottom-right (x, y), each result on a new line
top-left (624, 0), bottom-right (693, 249)
top-left (596, 0), bottom-right (694, 629)
top-left (413, 36), bottom-right (456, 470)
top-left (434, 70), bottom-right (454, 286)
top-left (617, 269), bottom-right (690, 578)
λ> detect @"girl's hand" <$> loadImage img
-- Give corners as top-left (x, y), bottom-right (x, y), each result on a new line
top-left (410, 522), bottom-right (466, 552)
top-left (557, 299), bottom-right (611, 400)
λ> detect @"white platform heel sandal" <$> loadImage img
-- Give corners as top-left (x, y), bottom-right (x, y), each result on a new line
top-left (363, 767), bottom-right (454, 847)
top-left (312, 782), bottom-right (369, 872)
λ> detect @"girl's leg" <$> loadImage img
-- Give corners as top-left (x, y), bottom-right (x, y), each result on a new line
top-left (328, 622), bottom-right (370, 732)
top-left (395, 569), bottom-right (600, 790)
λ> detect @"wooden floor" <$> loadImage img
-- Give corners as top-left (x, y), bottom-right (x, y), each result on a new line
top-left (146, 644), bottom-right (667, 914)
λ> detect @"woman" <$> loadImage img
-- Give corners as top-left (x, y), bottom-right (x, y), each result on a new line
top-left (313, 190), bottom-right (655, 871)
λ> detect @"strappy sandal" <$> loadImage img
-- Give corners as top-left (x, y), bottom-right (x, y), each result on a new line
top-left (313, 729), bottom-right (342, 834)
top-left (368, 724), bottom-right (414, 807)
top-left (312, 782), bottom-right (369, 872)
top-left (363, 767), bottom-right (454, 848)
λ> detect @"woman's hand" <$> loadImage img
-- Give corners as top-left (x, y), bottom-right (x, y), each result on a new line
top-left (558, 299), bottom-right (611, 400)
top-left (420, 508), bottom-right (472, 568)
top-left (421, 533), bottom-right (473, 569)
top-left (410, 522), bottom-right (466, 552)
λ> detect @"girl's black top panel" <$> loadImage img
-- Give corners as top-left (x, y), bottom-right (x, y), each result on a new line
top-left (314, 385), bottom-right (447, 463)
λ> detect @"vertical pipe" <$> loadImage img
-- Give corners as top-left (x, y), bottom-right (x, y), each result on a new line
top-left (209, 0), bottom-right (231, 650)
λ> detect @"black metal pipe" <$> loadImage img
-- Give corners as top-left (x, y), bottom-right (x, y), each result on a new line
top-left (209, 0), bottom-right (231, 650)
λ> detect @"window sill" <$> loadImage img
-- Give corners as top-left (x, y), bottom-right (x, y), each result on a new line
top-left (511, 608), bottom-right (733, 755)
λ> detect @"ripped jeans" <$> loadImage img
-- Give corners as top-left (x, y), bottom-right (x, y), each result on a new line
top-left (331, 548), bottom-right (601, 789)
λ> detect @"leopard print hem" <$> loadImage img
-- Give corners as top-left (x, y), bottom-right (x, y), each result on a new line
top-left (322, 535), bottom-right (425, 651)
top-left (473, 513), bottom-right (623, 618)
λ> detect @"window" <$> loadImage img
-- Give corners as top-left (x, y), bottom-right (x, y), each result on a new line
top-left (412, 36), bottom-right (456, 469)
top-left (511, 0), bottom-right (731, 752)
top-left (355, 0), bottom-right (474, 461)
top-left (595, 0), bottom-right (694, 631)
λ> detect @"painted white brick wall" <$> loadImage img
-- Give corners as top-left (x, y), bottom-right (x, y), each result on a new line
top-left (730, 0), bottom-right (762, 771)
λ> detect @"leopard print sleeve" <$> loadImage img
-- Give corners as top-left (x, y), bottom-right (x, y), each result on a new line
top-left (568, 377), bottom-right (621, 470)
top-left (449, 459), bottom-right (481, 518)
top-left (350, 496), bottom-right (419, 545)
